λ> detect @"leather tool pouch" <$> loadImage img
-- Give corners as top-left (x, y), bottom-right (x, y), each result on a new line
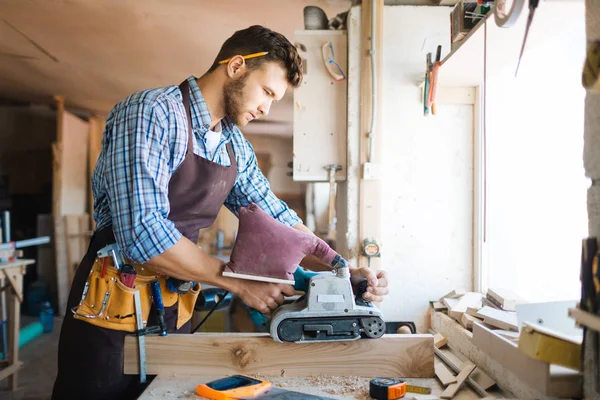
top-left (71, 257), bottom-right (157, 332)
top-left (72, 257), bottom-right (202, 332)
top-left (176, 282), bottom-right (201, 329)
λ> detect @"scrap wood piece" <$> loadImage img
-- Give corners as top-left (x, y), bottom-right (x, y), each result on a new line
top-left (461, 313), bottom-right (480, 330)
top-left (434, 347), bottom-right (489, 397)
top-left (475, 306), bottom-right (518, 331)
top-left (486, 288), bottom-right (527, 312)
top-left (430, 301), bottom-right (447, 311)
top-left (442, 297), bottom-right (460, 310)
top-left (441, 363), bottom-right (476, 399)
top-left (439, 289), bottom-right (466, 302)
top-left (124, 333), bottom-right (435, 377)
top-left (448, 292), bottom-right (484, 321)
top-left (434, 333), bottom-right (447, 348)
top-left (466, 307), bottom-right (480, 317)
top-left (435, 362), bottom-right (457, 386)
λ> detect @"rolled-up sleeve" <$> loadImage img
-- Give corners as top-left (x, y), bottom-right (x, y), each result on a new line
top-left (224, 139), bottom-right (302, 227)
top-left (104, 101), bottom-right (181, 263)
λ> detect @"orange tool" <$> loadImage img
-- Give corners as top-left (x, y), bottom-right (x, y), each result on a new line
top-left (196, 375), bottom-right (271, 400)
top-left (369, 378), bottom-right (407, 400)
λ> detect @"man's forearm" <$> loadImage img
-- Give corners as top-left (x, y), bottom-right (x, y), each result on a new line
top-left (144, 237), bottom-right (241, 293)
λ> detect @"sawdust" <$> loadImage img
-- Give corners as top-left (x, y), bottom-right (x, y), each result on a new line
top-left (246, 374), bottom-right (372, 398)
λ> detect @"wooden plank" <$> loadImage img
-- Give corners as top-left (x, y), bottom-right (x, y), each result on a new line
top-left (435, 362), bottom-right (457, 386)
top-left (59, 110), bottom-right (89, 215)
top-left (475, 306), bottom-right (518, 331)
top-left (36, 214), bottom-right (56, 306)
top-left (471, 322), bottom-right (549, 385)
top-left (53, 215), bottom-right (69, 316)
top-left (431, 310), bottom-right (551, 398)
top-left (472, 321), bottom-right (582, 397)
top-left (52, 96), bottom-right (64, 217)
top-left (124, 334), bottom-right (435, 377)
top-left (64, 215), bottom-right (77, 283)
top-left (7, 267), bottom-right (23, 390)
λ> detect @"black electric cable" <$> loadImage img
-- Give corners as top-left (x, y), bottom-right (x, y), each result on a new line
top-left (191, 290), bottom-right (229, 333)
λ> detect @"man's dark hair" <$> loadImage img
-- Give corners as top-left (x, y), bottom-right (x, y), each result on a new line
top-left (208, 25), bottom-right (303, 88)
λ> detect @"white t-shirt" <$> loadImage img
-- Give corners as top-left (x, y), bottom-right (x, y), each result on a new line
top-left (205, 122), bottom-right (222, 156)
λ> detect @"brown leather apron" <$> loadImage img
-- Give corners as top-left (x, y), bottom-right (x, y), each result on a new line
top-left (52, 79), bottom-right (238, 400)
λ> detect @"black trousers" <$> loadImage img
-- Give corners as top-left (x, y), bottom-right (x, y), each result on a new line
top-left (52, 231), bottom-right (191, 400)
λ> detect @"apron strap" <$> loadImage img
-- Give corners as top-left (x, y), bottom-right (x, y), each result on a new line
top-left (178, 80), bottom-right (194, 156)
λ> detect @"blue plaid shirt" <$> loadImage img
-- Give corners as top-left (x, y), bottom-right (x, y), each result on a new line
top-left (92, 76), bottom-right (301, 264)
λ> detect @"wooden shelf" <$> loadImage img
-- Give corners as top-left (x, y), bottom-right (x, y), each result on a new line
top-left (438, 2), bottom-right (582, 87)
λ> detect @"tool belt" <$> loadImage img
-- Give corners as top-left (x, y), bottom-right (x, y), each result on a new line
top-left (71, 257), bottom-right (201, 332)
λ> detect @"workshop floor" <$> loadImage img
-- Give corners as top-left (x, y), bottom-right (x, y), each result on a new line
top-left (0, 315), bottom-right (62, 400)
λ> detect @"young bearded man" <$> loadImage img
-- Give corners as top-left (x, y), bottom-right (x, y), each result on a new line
top-left (52, 25), bottom-right (389, 399)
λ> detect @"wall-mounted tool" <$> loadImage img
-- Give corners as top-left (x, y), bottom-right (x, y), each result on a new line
top-left (362, 238), bottom-right (381, 269)
top-left (515, 0), bottom-right (539, 76)
top-left (324, 164), bottom-right (342, 246)
top-left (423, 53), bottom-right (432, 116)
top-left (427, 45), bottom-right (442, 115)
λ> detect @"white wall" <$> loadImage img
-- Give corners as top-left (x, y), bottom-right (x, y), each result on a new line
top-left (380, 6), bottom-right (474, 332)
top-left (245, 135), bottom-right (305, 195)
top-left (485, 11), bottom-right (587, 302)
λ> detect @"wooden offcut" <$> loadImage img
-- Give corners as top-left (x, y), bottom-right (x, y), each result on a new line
top-left (124, 333), bottom-right (435, 377)
top-left (441, 363), bottom-right (475, 399)
top-left (434, 333), bottom-right (447, 348)
top-left (435, 362), bottom-right (457, 386)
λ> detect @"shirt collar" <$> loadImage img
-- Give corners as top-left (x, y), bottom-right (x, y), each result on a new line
top-left (186, 76), bottom-right (233, 140)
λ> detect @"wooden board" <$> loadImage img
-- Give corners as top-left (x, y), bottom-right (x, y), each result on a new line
top-left (431, 309), bottom-right (574, 398)
top-left (471, 321), bottom-right (581, 397)
top-left (475, 306), bottom-right (518, 331)
top-left (124, 333), bottom-right (435, 377)
top-left (486, 288), bottom-right (527, 312)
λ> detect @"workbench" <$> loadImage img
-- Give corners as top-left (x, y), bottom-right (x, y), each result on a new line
top-left (0, 259), bottom-right (32, 390)
top-left (139, 375), bottom-right (462, 399)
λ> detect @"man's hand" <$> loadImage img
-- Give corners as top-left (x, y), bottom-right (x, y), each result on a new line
top-left (235, 280), bottom-right (295, 315)
top-left (350, 268), bottom-right (389, 304)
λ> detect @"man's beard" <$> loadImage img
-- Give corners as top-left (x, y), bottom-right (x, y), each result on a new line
top-left (223, 74), bottom-right (249, 126)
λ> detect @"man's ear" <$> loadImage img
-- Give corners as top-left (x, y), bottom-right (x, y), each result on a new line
top-left (226, 55), bottom-right (246, 79)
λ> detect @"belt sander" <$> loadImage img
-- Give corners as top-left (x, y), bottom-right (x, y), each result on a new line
top-left (222, 203), bottom-right (386, 343)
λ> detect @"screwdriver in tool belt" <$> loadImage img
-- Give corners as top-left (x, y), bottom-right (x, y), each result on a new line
top-left (150, 281), bottom-right (168, 336)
